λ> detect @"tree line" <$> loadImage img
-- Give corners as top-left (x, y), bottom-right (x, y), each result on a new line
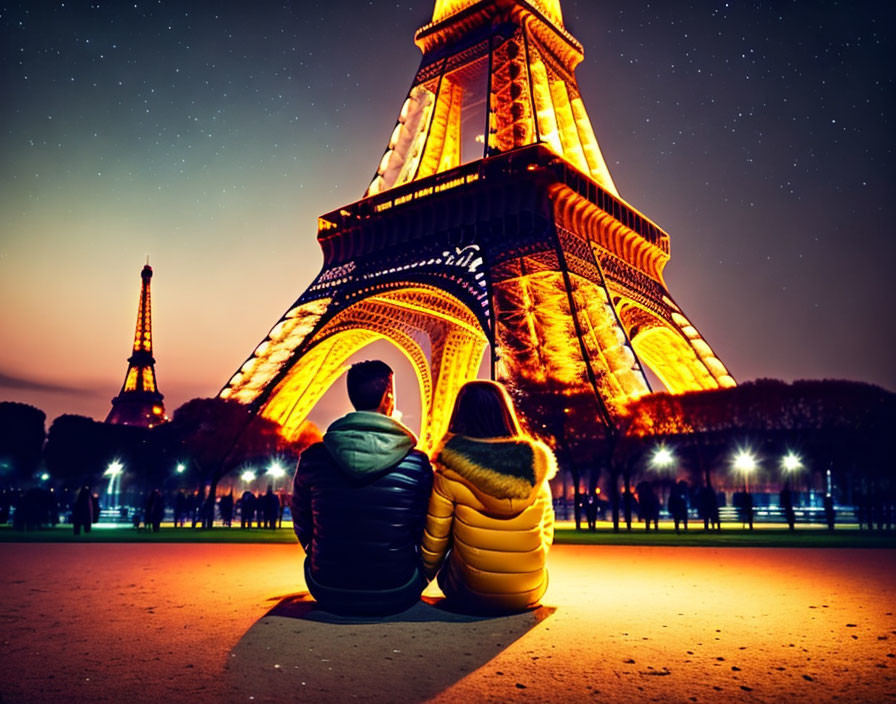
top-left (1, 378), bottom-right (892, 531)
top-left (516, 378), bottom-right (894, 530)
top-left (0, 397), bottom-right (320, 511)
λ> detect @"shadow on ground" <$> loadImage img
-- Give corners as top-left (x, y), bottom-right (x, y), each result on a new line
top-left (225, 592), bottom-right (554, 703)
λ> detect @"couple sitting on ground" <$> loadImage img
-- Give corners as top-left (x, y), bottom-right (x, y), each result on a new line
top-left (291, 360), bottom-right (557, 616)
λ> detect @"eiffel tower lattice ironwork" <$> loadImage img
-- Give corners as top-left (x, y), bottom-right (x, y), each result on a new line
top-left (106, 263), bottom-right (167, 428)
top-left (221, 0), bottom-right (735, 451)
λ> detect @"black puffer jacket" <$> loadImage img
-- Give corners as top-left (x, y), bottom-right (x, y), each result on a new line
top-left (291, 411), bottom-right (433, 593)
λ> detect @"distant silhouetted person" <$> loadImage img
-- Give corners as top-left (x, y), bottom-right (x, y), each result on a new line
top-left (147, 489), bottom-right (164, 532)
top-left (201, 492), bottom-right (215, 529)
top-left (422, 380), bottom-right (555, 613)
top-left (637, 481), bottom-right (659, 531)
top-left (277, 490), bottom-right (287, 528)
top-left (823, 494), bottom-right (836, 531)
top-left (144, 491), bottom-right (156, 531)
top-left (780, 485), bottom-right (796, 531)
top-left (219, 491), bottom-right (234, 528)
top-left (72, 485), bottom-right (94, 535)
top-left (240, 491), bottom-right (255, 529)
top-left (698, 484), bottom-right (720, 531)
top-left (669, 480), bottom-right (689, 533)
top-left (263, 487), bottom-right (278, 529)
top-left (622, 487), bottom-right (635, 531)
top-left (293, 360), bottom-right (432, 615)
top-left (254, 492), bottom-right (265, 529)
top-left (585, 492), bottom-right (598, 531)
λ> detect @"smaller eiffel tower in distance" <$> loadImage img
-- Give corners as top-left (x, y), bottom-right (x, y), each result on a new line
top-left (106, 261), bottom-right (167, 428)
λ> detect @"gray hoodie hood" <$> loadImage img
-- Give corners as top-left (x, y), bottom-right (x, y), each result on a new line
top-left (323, 411), bottom-right (418, 478)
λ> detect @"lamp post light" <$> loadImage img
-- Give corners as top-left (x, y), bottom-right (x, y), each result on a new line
top-left (103, 460), bottom-right (124, 509)
top-left (650, 446), bottom-right (675, 472)
top-left (175, 463), bottom-right (187, 475)
top-left (732, 449), bottom-right (758, 530)
top-left (649, 446), bottom-right (676, 511)
top-left (780, 451), bottom-right (806, 502)
top-left (781, 452), bottom-right (803, 474)
top-left (241, 470), bottom-right (257, 486)
top-left (733, 450), bottom-right (758, 493)
top-left (266, 461), bottom-right (287, 491)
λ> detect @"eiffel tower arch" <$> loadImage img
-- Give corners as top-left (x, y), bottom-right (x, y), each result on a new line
top-left (221, 0), bottom-right (735, 451)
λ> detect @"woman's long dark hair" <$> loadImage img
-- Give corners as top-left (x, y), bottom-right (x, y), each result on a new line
top-left (447, 381), bottom-right (523, 439)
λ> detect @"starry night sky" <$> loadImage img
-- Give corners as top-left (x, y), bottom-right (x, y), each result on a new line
top-left (1, 0), bottom-right (893, 430)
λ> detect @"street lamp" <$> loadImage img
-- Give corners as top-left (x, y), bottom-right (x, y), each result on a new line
top-left (733, 449), bottom-right (758, 492)
top-left (780, 450), bottom-right (806, 504)
top-left (104, 460), bottom-right (124, 509)
top-left (175, 463), bottom-right (187, 474)
top-left (650, 446), bottom-right (675, 471)
top-left (241, 470), bottom-right (256, 484)
top-left (781, 452), bottom-right (803, 473)
top-left (266, 461), bottom-right (287, 490)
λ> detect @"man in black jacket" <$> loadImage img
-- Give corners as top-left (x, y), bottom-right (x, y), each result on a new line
top-left (291, 360), bottom-right (433, 615)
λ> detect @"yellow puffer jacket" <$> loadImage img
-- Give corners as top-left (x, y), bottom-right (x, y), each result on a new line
top-left (421, 433), bottom-right (556, 612)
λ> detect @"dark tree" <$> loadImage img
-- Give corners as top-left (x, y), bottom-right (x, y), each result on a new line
top-left (620, 379), bottom-right (895, 516)
top-left (163, 398), bottom-right (315, 524)
top-left (0, 402), bottom-right (46, 487)
top-left (44, 414), bottom-right (109, 488)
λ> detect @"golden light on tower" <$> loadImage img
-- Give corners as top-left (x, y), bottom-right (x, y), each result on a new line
top-left (107, 263), bottom-right (168, 428)
top-left (221, 0), bottom-right (734, 450)
top-left (366, 0), bottom-right (618, 199)
top-left (432, 0), bottom-right (564, 27)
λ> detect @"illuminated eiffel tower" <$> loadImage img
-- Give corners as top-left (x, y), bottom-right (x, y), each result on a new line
top-left (221, 0), bottom-right (734, 450)
top-left (106, 263), bottom-right (167, 428)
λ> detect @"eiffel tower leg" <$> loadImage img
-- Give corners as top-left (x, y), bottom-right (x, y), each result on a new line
top-left (493, 268), bottom-right (649, 430)
top-left (222, 298), bottom-right (333, 406)
top-left (259, 329), bottom-right (377, 440)
top-left (617, 300), bottom-right (735, 393)
top-left (426, 327), bottom-right (488, 449)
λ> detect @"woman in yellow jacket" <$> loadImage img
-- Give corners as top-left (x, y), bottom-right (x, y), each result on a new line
top-left (421, 380), bottom-right (556, 612)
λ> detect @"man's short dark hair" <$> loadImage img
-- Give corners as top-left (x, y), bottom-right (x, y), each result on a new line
top-left (346, 360), bottom-right (393, 411)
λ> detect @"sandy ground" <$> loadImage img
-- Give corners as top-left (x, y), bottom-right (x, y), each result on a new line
top-left (1, 544), bottom-right (894, 704)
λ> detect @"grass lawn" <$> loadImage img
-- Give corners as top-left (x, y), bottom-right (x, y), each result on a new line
top-left (0, 525), bottom-right (299, 544)
top-left (2, 522), bottom-right (894, 547)
top-left (552, 526), bottom-right (896, 548)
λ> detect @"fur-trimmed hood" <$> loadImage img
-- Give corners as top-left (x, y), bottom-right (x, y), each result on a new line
top-left (434, 434), bottom-right (557, 515)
